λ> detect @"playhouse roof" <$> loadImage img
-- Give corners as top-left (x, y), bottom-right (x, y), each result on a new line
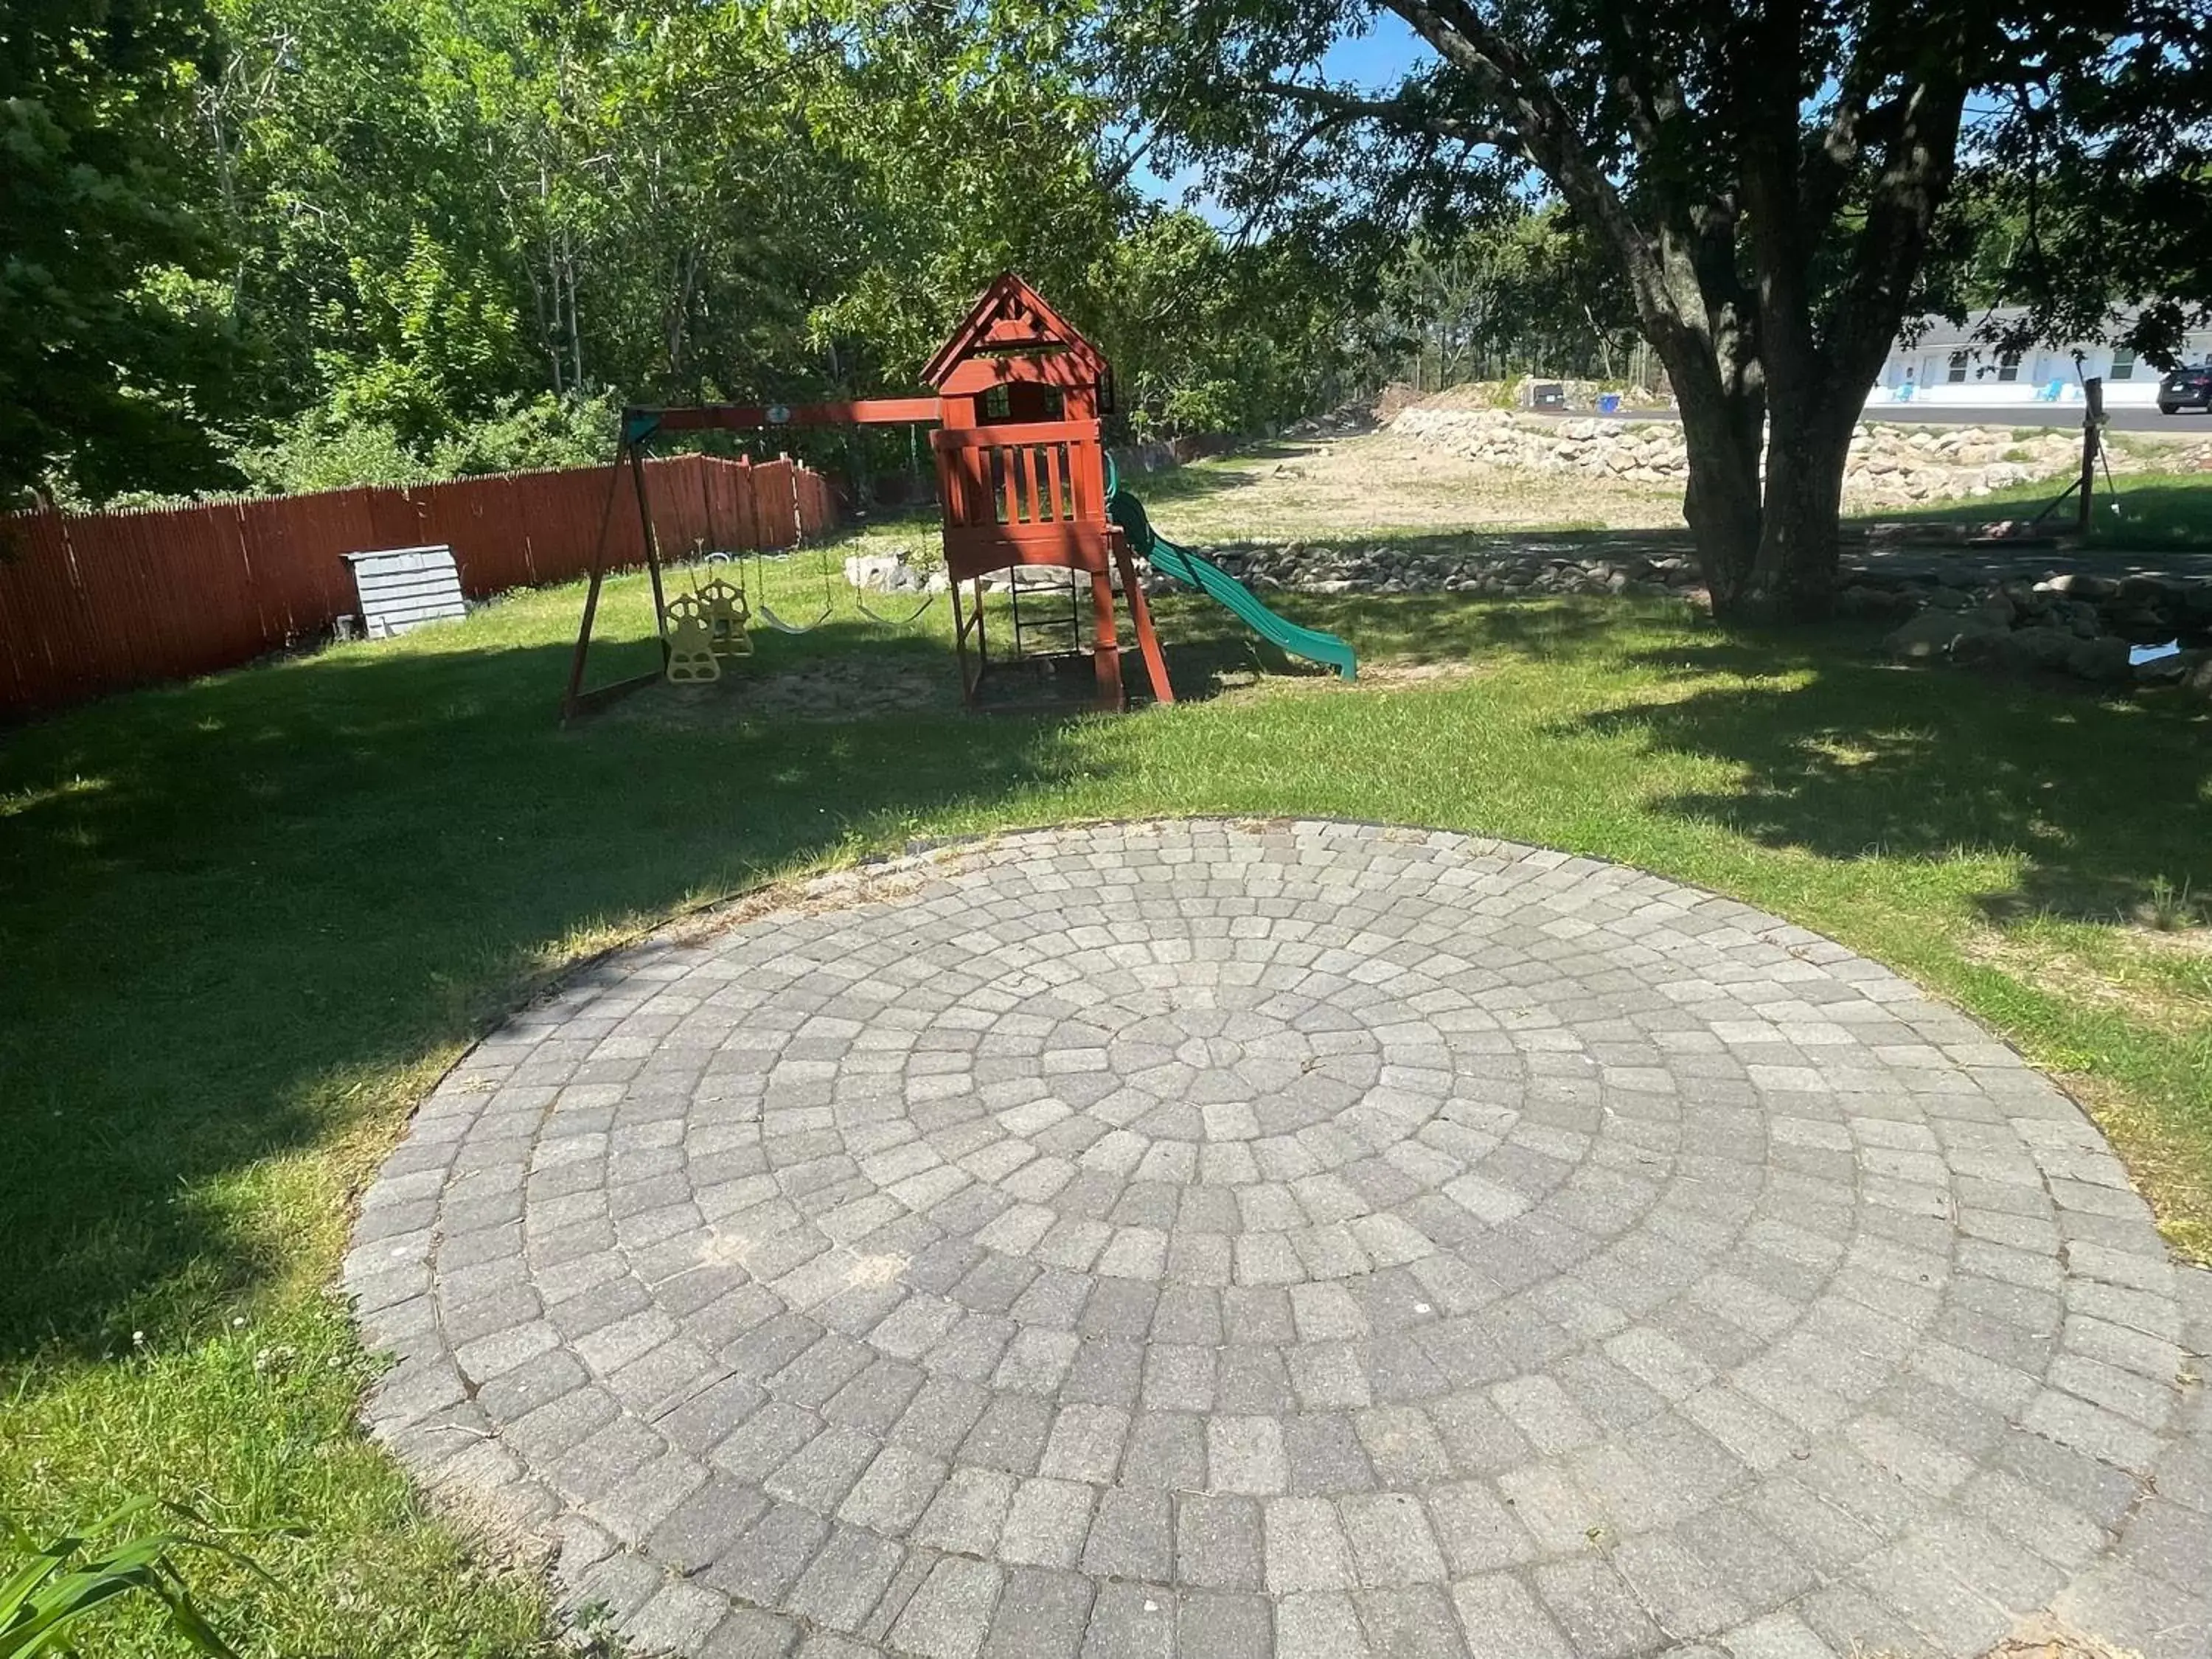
top-left (921, 273), bottom-right (1107, 389)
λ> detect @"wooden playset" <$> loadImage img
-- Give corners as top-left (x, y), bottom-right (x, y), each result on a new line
top-left (563, 273), bottom-right (1352, 722)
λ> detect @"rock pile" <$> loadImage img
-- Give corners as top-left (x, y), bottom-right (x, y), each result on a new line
top-left (1191, 538), bottom-right (2212, 700)
top-left (1389, 406), bottom-right (2124, 506)
top-left (843, 552), bottom-right (933, 593)
top-left (1879, 569), bottom-right (2212, 694)
top-left (1281, 403), bottom-right (1375, 439)
top-left (1206, 541), bottom-right (1703, 597)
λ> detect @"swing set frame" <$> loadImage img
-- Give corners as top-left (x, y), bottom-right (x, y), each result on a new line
top-left (560, 399), bottom-right (931, 723)
top-left (560, 273), bottom-right (1173, 723)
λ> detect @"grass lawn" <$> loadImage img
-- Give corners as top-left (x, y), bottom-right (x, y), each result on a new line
top-left (2, 509), bottom-right (2209, 1654)
top-left (1846, 465), bottom-right (2212, 552)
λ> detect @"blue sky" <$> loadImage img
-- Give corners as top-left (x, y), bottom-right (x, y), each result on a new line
top-left (1133, 13), bottom-right (1434, 212)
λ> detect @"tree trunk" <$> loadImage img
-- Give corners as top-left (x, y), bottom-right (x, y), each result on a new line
top-left (1676, 386), bottom-right (1764, 613)
top-left (1750, 394), bottom-right (1856, 620)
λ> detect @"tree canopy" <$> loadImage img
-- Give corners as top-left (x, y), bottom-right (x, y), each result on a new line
top-left (4, 0), bottom-right (2206, 576)
top-left (4, 0), bottom-right (1370, 504)
top-left (1112, 0), bottom-right (2212, 616)
top-left (1, 0), bottom-right (240, 501)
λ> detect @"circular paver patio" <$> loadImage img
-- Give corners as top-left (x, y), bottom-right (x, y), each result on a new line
top-left (346, 820), bottom-right (2211, 1659)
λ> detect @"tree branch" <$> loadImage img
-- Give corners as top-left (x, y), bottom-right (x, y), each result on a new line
top-left (1828, 71), bottom-right (1971, 383)
top-left (1257, 80), bottom-right (1526, 156)
top-left (1374, 0), bottom-right (1652, 286)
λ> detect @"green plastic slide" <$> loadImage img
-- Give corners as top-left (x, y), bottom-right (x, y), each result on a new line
top-left (1108, 477), bottom-right (1357, 682)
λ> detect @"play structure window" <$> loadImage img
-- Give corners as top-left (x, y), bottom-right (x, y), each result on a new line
top-left (984, 385), bottom-right (1011, 420)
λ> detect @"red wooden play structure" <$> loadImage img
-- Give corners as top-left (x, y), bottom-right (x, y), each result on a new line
top-left (563, 273), bottom-right (1175, 720)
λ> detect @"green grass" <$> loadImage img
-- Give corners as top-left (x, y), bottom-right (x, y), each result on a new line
top-left (1849, 467), bottom-right (2212, 552)
top-left (2, 546), bottom-right (2209, 1654)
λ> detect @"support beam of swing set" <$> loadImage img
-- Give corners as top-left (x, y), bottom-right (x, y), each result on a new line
top-left (563, 400), bottom-right (934, 723)
top-left (627, 397), bottom-right (942, 439)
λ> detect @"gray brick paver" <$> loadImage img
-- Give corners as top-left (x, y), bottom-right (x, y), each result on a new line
top-left (348, 819), bottom-right (2198, 1658)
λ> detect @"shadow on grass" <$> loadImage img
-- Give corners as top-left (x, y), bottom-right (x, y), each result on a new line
top-left (1580, 626), bottom-right (2211, 923)
top-left (1844, 476), bottom-right (2212, 557)
top-left (1206, 588), bottom-right (1678, 667)
top-left (0, 583), bottom-right (1694, 1358)
top-left (0, 620), bottom-right (1107, 1361)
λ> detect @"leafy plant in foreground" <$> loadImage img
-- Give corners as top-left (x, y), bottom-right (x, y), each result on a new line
top-left (1, 1497), bottom-right (271, 1658)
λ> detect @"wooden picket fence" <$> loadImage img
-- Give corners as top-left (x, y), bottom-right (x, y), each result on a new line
top-left (0, 453), bottom-right (836, 717)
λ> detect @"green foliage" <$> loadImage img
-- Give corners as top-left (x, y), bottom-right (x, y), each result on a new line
top-left (427, 391), bottom-right (619, 479)
top-left (1372, 210), bottom-right (1641, 391)
top-left (0, 1498), bottom-right (263, 1657)
top-left (0, 0), bottom-right (242, 502)
top-left (1090, 213), bottom-right (1359, 440)
top-left (225, 416), bottom-right (423, 495)
top-left (28, 0), bottom-right (1353, 502)
top-left (321, 232), bottom-right (529, 448)
top-left (224, 391), bottom-right (617, 495)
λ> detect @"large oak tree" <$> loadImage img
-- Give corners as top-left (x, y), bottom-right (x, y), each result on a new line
top-left (1118, 0), bottom-right (2209, 619)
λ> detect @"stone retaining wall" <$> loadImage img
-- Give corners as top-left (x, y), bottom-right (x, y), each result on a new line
top-left (1388, 405), bottom-right (2208, 507)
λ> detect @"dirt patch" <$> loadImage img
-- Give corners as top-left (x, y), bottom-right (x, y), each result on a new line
top-left (1349, 660), bottom-right (1498, 689)
top-left (1962, 925), bottom-right (2212, 1043)
top-left (660, 861), bottom-right (953, 950)
top-left (604, 652), bottom-right (958, 727)
top-left (1976, 1616), bottom-right (2146, 1659)
top-left (1147, 429), bottom-right (1685, 545)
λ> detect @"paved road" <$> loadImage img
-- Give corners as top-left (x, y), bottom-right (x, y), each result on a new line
top-left (1863, 405), bottom-right (2204, 435)
top-left (1534, 405), bottom-right (2206, 435)
top-left (349, 819), bottom-right (2212, 1659)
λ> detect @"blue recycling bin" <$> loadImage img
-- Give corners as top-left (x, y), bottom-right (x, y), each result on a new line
top-left (1597, 392), bottom-right (1622, 415)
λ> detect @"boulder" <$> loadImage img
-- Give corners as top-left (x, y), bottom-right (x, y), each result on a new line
top-left (2062, 599), bottom-right (2104, 639)
top-left (2065, 635), bottom-right (2132, 684)
top-left (2106, 605), bottom-right (2179, 644)
top-left (1950, 628), bottom-right (2007, 667)
top-left (1839, 585), bottom-right (1917, 620)
top-left (1992, 626), bottom-right (2079, 674)
top-left (844, 552), bottom-right (919, 591)
top-left (2039, 571), bottom-right (2118, 600)
top-left (2118, 574), bottom-right (2187, 605)
top-left (1887, 611), bottom-right (2000, 661)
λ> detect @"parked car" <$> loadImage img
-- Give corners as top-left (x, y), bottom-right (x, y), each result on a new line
top-left (2158, 363), bottom-right (2212, 414)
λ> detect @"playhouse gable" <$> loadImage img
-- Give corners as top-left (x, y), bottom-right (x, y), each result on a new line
top-left (922, 272), bottom-right (1105, 389)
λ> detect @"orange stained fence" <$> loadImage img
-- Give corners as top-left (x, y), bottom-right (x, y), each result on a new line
top-left (0, 453), bottom-right (832, 717)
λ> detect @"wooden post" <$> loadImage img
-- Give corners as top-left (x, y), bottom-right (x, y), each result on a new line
top-left (562, 446), bottom-right (636, 723)
top-left (950, 578), bottom-right (978, 706)
top-left (628, 442), bottom-right (671, 654)
top-left (1089, 570), bottom-right (1124, 710)
top-left (2077, 376), bottom-right (2104, 535)
top-left (1116, 538), bottom-right (1175, 706)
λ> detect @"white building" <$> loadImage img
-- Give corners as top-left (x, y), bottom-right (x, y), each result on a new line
top-left (1868, 306), bottom-right (2212, 408)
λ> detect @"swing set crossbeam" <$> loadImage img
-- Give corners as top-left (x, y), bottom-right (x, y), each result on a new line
top-left (636, 398), bottom-right (942, 437)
